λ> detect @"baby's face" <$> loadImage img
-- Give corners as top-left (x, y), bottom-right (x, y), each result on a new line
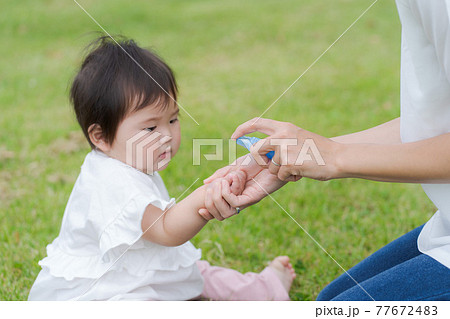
top-left (107, 101), bottom-right (181, 174)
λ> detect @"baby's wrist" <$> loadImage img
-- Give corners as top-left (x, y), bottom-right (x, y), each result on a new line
top-left (194, 184), bottom-right (207, 199)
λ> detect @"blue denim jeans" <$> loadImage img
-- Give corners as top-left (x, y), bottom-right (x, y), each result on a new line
top-left (317, 225), bottom-right (450, 301)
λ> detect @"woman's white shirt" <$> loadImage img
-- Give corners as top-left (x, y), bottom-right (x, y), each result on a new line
top-left (28, 150), bottom-right (203, 300)
top-left (397, 0), bottom-right (450, 268)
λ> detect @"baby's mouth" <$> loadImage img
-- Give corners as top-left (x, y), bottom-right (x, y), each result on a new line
top-left (158, 151), bottom-right (169, 159)
top-left (157, 146), bottom-right (172, 160)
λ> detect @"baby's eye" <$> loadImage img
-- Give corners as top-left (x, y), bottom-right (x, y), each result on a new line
top-left (170, 118), bottom-right (178, 124)
top-left (145, 126), bottom-right (156, 132)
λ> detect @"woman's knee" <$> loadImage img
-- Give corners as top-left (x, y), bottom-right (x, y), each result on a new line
top-left (316, 279), bottom-right (345, 301)
top-left (316, 287), bottom-right (331, 301)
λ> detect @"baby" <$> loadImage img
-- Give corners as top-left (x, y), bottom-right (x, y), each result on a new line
top-left (28, 36), bottom-right (295, 300)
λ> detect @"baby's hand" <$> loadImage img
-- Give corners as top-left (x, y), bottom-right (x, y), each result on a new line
top-left (224, 170), bottom-right (247, 196)
top-left (198, 170), bottom-right (247, 221)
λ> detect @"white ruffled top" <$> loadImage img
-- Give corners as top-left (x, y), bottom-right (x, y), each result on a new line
top-left (28, 150), bottom-right (203, 300)
top-left (397, 0), bottom-right (450, 268)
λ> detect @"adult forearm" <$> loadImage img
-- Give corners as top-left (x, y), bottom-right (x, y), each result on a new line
top-left (336, 132), bottom-right (450, 183)
top-left (332, 117), bottom-right (401, 145)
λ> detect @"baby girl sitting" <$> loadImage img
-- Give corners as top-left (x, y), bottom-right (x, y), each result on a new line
top-left (28, 36), bottom-right (295, 300)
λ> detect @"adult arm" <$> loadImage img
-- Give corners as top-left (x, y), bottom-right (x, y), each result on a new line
top-left (331, 117), bottom-right (401, 145)
top-left (337, 132), bottom-right (450, 183)
top-left (200, 117), bottom-right (401, 219)
top-left (231, 117), bottom-right (450, 183)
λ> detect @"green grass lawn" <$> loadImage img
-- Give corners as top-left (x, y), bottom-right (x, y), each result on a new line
top-left (0, 0), bottom-right (437, 300)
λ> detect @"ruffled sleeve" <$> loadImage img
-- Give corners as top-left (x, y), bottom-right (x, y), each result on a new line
top-left (99, 192), bottom-right (175, 263)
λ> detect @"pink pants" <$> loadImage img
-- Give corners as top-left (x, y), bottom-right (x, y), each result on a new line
top-left (196, 260), bottom-right (290, 301)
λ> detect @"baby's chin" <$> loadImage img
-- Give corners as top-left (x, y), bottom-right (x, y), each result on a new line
top-left (138, 158), bottom-right (172, 175)
top-left (154, 161), bottom-right (171, 172)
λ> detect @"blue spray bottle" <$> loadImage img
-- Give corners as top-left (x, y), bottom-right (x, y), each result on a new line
top-left (236, 136), bottom-right (275, 159)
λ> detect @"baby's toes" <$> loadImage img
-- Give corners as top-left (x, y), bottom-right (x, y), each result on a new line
top-left (276, 256), bottom-right (290, 266)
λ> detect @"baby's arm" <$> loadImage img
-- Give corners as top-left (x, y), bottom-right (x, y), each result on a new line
top-left (141, 186), bottom-right (208, 246)
top-left (140, 171), bottom-right (246, 247)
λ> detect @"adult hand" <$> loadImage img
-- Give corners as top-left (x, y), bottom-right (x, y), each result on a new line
top-left (199, 170), bottom-right (247, 221)
top-left (200, 154), bottom-right (287, 220)
top-left (231, 118), bottom-right (342, 182)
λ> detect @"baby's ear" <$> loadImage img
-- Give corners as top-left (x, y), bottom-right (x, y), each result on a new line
top-left (88, 123), bottom-right (111, 152)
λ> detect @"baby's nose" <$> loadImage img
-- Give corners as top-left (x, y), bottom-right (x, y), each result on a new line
top-left (158, 135), bottom-right (172, 146)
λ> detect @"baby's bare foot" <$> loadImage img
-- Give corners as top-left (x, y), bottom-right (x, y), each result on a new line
top-left (269, 256), bottom-right (296, 293)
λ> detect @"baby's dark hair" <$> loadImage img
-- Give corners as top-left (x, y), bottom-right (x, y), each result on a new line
top-left (70, 35), bottom-right (178, 149)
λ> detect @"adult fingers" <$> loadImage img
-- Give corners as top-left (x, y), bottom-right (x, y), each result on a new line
top-left (198, 208), bottom-right (215, 221)
top-left (228, 170), bottom-right (246, 194)
top-left (205, 182), bottom-right (224, 221)
top-left (231, 118), bottom-right (280, 140)
top-left (221, 180), bottom-right (242, 208)
top-left (234, 170), bottom-right (247, 193)
top-left (266, 148), bottom-right (281, 174)
top-left (213, 180), bottom-right (236, 219)
top-left (229, 173), bottom-right (240, 195)
top-left (249, 137), bottom-right (285, 159)
top-left (284, 174), bottom-right (303, 182)
top-left (277, 166), bottom-right (295, 182)
top-left (236, 169), bottom-right (247, 182)
top-left (249, 139), bottom-right (277, 167)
